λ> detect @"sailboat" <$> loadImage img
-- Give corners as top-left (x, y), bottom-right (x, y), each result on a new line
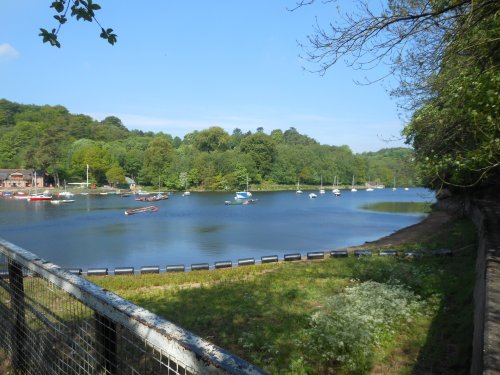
top-left (296, 179), bottom-right (303, 194)
top-left (235, 175), bottom-right (252, 199)
top-left (351, 176), bottom-right (357, 192)
top-left (366, 177), bottom-right (374, 192)
top-left (332, 176), bottom-right (341, 196)
top-left (319, 176), bottom-right (325, 194)
top-left (155, 177), bottom-right (168, 200)
top-left (58, 180), bottom-right (75, 198)
top-left (392, 176), bottom-right (397, 191)
top-left (28, 171), bottom-right (52, 201)
top-left (182, 173), bottom-right (191, 196)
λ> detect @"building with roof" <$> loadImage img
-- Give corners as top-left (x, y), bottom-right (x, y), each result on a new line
top-left (0, 169), bottom-right (44, 189)
top-left (125, 177), bottom-right (136, 191)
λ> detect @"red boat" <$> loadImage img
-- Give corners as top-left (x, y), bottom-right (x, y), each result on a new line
top-left (28, 194), bottom-right (52, 201)
top-left (124, 206), bottom-right (159, 215)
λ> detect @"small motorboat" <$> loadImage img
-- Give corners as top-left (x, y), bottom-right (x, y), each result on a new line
top-left (124, 206), bottom-right (159, 215)
top-left (13, 192), bottom-right (29, 200)
top-left (58, 191), bottom-right (75, 198)
top-left (225, 199), bottom-right (257, 205)
top-left (51, 199), bottom-right (75, 204)
top-left (309, 193), bottom-right (317, 199)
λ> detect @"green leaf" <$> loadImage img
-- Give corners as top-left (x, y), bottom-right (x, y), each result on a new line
top-left (50, 1), bottom-right (65, 13)
top-left (53, 15), bottom-right (67, 24)
top-left (39, 28), bottom-right (60, 48)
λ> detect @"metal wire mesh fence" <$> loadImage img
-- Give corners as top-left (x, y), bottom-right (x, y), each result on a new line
top-left (0, 238), bottom-right (266, 375)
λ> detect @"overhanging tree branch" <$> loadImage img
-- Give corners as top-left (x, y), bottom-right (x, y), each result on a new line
top-left (39, 0), bottom-right (117, 48)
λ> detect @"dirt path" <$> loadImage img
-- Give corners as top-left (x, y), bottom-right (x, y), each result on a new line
top-left (342, 210), bottom-right (454, 250)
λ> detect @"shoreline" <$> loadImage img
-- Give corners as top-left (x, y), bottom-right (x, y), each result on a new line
top-left (342, 209), bottom-right (453, 251)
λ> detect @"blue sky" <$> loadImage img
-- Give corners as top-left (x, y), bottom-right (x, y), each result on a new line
top-left (0, 1), bottom-right (408, 153)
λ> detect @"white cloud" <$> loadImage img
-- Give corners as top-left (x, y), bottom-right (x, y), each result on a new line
top-left (0, 43), bottom-right (20, 63)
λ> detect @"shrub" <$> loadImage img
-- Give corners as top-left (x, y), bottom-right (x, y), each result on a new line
top-left (300, 281), bottom-right (425, 373)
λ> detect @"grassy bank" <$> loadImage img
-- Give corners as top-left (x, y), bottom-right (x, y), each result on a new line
top-left (90, 217), bottom-right (476, 374)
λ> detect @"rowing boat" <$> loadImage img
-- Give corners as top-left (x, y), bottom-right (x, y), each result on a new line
top-left (124, 206), bottom-right (159, 215)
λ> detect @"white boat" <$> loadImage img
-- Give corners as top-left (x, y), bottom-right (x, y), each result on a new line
top-left (319, 176), bottom-right (325, 194)
top-left (366, 177), bottom-right (374, 192)
top-left (332, 176), bottom-right (341, 196)
top-left (351, 176), bottom-right (357, 192)
top-left (309, 193), bottom-right (317, 199)
top-left (296, 179), bottom-right (303, 194)
top-left (235, 175), bottom-right (252, 200)
top-left (182, 183), bottom-right (191, 196)
top-left (392, 176), bottom-right (397, 191)
top-left (13, 192), bottom-right (29, 200)
top-left (50, 199), bottom-right (75, 204)
top-left (58, 182), bottom-right (75, 198)
top-left (58, 191), bottom-right (75, 198)
top-left (235, 191), bottom-right (252, 199)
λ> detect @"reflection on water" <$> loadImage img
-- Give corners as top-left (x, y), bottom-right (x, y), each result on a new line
top-left (195, 225), bottom-right (223, 233)
top-left (0, 189), bottom-right (434, 269)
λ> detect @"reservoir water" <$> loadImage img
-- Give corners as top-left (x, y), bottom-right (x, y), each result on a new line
top-left (0, 188), bottom-right (434, 270)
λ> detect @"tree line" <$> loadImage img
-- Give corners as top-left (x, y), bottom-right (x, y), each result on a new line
top-left (0, 99), bottom-right (416, 190)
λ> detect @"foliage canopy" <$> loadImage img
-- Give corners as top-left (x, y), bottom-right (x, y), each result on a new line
top-left (299, 0), bottom-right (500, 192)
top-left (0, 99), bottom-right (416, 190)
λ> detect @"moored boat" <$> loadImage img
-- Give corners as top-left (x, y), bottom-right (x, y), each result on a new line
top-left (296, 179), bottom-right (303, 194)
top-left (28, 172), bottom-right (52, 201)
top-left (225, 199), bottom-right (257, 205)
top-left (124, 206), bottom-right (159, 215)
top-left (50, 199), bottom-right (75, 204)
top-left (235, 191), bottom-right (252, 199)
top-left (13, 192), bottom-right (29, 200)
top-left (235, 175), bottom-right (252, 200)
top-left (58, 191), bottom-right (75, 198)
top-left (135, 194), bottom-right (168, 202)
top-left (28, 195), bottom-right (52, 201)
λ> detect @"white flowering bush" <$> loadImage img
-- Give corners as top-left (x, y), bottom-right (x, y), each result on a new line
top-left (300, 281), bottom-right (425, 373)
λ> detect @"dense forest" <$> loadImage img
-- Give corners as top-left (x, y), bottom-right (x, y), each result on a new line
top-left (0, 99), bottom-right (415, 190)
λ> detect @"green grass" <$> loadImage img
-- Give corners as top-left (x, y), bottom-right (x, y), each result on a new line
top-left (360, 201), bottom-right (432, 213)
top-left (90, 217), bottom-right (477, 374)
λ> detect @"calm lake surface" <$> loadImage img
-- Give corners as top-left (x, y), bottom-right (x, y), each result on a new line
top-left (0, 188), bottom-right (434, 270)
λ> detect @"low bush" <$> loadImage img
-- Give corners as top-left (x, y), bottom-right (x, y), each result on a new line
top-left (298, 281), bottom-right (427, 373)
